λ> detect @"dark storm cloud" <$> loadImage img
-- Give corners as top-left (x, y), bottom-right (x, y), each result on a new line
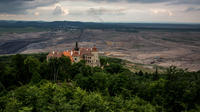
top-left (0, 0), bottom-right (60, 14)
top-left (0, 0), bottom-right (28, 14)
top-left (1, 0), bottom-right (200, 15)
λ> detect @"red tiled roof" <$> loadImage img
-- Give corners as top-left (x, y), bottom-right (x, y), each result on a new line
top-left (47, 51), bottom-right (63, 58)
top-left (63, 51), bottom-right (74, 62)
top-left (92, 47), bottom-right (97, 52)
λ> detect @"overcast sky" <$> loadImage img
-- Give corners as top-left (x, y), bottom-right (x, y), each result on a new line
top-left (0, 0), bottom-right (200, 23)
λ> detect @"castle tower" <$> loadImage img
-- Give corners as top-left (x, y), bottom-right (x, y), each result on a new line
top-left (74, 41), bottom-right (79, 51)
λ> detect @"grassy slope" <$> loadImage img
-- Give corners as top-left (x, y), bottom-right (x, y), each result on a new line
top-left (100, 56), bottom-right (166, 73)
top-left (123, 60), bottom-right (166, 73)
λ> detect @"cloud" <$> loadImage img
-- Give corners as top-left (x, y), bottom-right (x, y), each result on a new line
top-left (89, 0), bottom-right (200, 4)
top-left (0, 0), bottom-right (60, 14)
top-left (53, 4), bottom-right (69, 16)
top-left (171, 0), bottom-right (200, 5)
top-left (185, 7), bottom-right (200, 12)
top-left (34, 12), bottom-right (40, 16)
top-left (87, 7), bottom-right (126, 15)
top-left (90, 0), bottom-right (169, 3)
top-left (86, 7), bottom-right (126, 22)
top-left (151, 9), bottom-right (173, 16)
top-left (1, 0), bottom-right (200, 15)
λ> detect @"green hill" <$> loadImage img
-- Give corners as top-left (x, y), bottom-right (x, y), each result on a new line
top-left (0, 53), bottom-right (200, 112)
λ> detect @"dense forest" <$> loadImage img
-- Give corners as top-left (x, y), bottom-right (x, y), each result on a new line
top-left (0, 54), bottom-right (200, 112)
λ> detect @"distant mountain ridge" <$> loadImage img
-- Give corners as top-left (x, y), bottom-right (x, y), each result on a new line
top-left (0, 20), bottom-right (200, 31)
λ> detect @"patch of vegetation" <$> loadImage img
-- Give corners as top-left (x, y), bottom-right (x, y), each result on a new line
top-left (132, 44), bottom-right (145, 49)
top-left (115, 28), bottom-right (139, 33)
top-left (0, 27), bottom-right (49, 34)
top-left (128, 64), bottom-right (154, 73)
top-left (0, 53), bottom-right (200, 112)
top-left (0, 53), bottom-right (48, 64)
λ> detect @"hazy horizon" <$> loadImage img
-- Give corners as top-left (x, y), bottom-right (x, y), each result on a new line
top-left (1, 20), bottom-right (200, 25)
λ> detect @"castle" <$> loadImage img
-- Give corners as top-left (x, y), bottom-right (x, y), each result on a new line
top-left (47, 42), bottom-right (101, 67)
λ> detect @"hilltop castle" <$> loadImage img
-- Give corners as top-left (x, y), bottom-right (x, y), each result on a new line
top-left (47, 42), bottom-right (101, 67)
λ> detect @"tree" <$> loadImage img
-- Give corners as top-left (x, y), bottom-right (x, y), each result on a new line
top-left (0, 62), bottom-right (14, 89)
top-left (153, 66), bottom-right (159, 80)
top-left (100, 57), bottom-right (107, 66)
top-left (46, 56), bottom-right (72, 82)
top-left (68, 60), bottom-right (86, 79)
top-left (90, 72), bottom-right (108, 91)
top-left (47, 58), bottom-right (60, 82)
top-left (93, 66), bottom-right (103, 73)
top-left (104, 63), bottom-right (123, 74)
top-left (58, 56), bottom-right (72, 81)
top-left (24, 56), bottom-right (41, 84)
top-left (108, 73), bottom-right (131, 97)
top-left (80, 65), bottom-right (92, 77)
top-left (39, 61), bottom-right (49, 80)
top-left (11, 54), bottom-right (26, 84)
top-left (138, 70), bottom-right (144, 76)
top-left (80, 92), bottom-right (109, 112)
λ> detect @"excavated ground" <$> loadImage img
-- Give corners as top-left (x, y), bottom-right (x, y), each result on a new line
top-left (0, 29), bottom-right (200, 71)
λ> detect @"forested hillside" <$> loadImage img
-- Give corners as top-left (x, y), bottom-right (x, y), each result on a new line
top-left (0, 54), bottom-right (200, 112)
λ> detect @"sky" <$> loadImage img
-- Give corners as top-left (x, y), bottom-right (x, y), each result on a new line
top-left (0, 0), bottom-right (200, 23)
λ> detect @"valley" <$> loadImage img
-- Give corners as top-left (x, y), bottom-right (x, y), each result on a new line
top-left (0, 27), bottom-right (200, 71)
